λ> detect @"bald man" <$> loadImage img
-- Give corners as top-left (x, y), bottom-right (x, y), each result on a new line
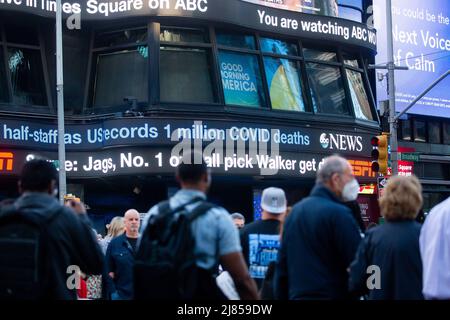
top-left (105, 209), bottom-right (140, 300)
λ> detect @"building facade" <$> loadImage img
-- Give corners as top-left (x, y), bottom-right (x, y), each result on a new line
top-left (0, 0), bottom-right (381, 230)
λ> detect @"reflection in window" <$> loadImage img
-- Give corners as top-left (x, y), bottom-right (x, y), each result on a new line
top-left (8, 47), bottom-right (47, 105)
top-left (93, 49), bottom-right (148, 107)
top-left (218, 51), bottom-right (265, 107)
top-left (94, 27), bottom-right (147, 48)
top-left (444, 122), bottom-right (450, 145)
top-left (428, 121), bottom-right (441, 144)
top-left (303, 48), bottom-right (337, 62)
top-left (160, 28), bottom-right (208, 43)
top-left (260, 38), bottom-right (298, 56)
top-left (400, 119), bottom-right (411, 141)
top-left (342, 53), bottom-right (359, 68)
top-left (346, 70), bottom-right (373, 120)
top-left (338, 6), bottom-right (362, 23)
top-left (216, 32), bottom-right (256, 50)
top-left (264, 57), bottom-right (305, 112)
top-left (0, 51), bottom-right (8, 102)
top-left (160, 47), bottom-right (215, 103)
top-left (306, 63), bottom-right (349, 115)
top-left (414, 120), bottom-right (426, 142)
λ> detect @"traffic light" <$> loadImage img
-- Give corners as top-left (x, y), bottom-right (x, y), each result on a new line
top-left (371, 134), bottom-right (388, 175)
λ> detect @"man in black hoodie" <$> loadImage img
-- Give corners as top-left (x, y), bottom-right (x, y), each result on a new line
top-left (0, 159), bottom-right (104, 299)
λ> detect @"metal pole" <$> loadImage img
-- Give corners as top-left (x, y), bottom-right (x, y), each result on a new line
top-left (56, 0), bottom-right (66, 203)
top-left (395, 70), bottom-right (450, 121)
top-left (386, 0), bottom-right (398, 176)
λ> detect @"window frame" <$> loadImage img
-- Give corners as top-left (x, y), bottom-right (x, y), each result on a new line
top-left (301, 43), bottom-right (353, 117)
top-left (258, 35), bottom-right (310, 114)
top-left (159, 25), bottom-right (219, 105)
top-left (87, 24), bottom-right (150, 112)
top-left (214, 29), bottom-right (268, 109)
top-left (340, 50), bottom-right (377, 122)
top-left (0, 22), bottom-right (52, 112)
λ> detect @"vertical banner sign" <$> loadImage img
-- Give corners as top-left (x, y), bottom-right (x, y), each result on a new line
top-left (398, 146), bottom-right (415, 176)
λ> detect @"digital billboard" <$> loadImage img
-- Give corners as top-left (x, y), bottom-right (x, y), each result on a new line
top-left (374, 0), bottom-right (450, 118)
top-left (241, 0), bottom-right (339, 16)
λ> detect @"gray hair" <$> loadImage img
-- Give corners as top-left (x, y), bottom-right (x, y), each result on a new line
top-left (316, 155), bottom-right (350, 184)
top-left (231, 213), bottom-right (245, 222)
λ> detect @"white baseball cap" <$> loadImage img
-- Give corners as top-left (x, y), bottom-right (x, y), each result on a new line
top-left (261, 187), bottom-right (287, 214)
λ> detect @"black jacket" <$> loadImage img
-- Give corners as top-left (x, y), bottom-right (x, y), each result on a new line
top-left (348, 220), bottom-right (423, 300)
top-left (274, 184), bottom-right (362, 300)
top-left (12, 192), bottom-right (104, 299)
top-left (105, 234), bottom-right (136, 299)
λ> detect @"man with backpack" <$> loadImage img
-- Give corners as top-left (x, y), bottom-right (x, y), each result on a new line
top-left (135, 152), bottom-right (259, 300)
top-left (0, 159), bottom-right (104, 299)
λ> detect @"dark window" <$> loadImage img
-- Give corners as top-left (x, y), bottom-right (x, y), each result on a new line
top-left (414, 119), bottom-right (426, 142)
top-left (428, 121), bottom-right (441, 144)
top-left (7, 47), bottom-right (47, 105)
top-left (5, 24), bottom-right (39, 45)
top-left (444, 121), bottom-right (450, 145)
top-left (160, 28), bottom-right (208, 43)
top-left (94, 27), bottom-right (147, 48)
top-left (306, 63), bottom-right (349, 115)
top-left (346, 69), bottom-right (373, 120)
top-left (263, 57), bottom-right (305, 112)
top-left (0, 50), bottom-right (9, 102)
top-left (400, 119), bottom-right (412, 141)
top-left (303, 48), bottom-right (337, 62)
top-left (93, 48), bottom-right (148, 107)
top-left (260, 38), bottom-right (298, 56)
top-left (160, 47), bottom-right (215, 103)
top-left (218, 51), bottom-right (265, 108)
top-left (216, 31), bottom-right (256, 50)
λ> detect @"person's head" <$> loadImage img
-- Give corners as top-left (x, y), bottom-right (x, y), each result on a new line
top-left (379, 175), bottom-right (423, 221)
top-left (261, 187), bottom-right (287, 219)
top-left (316, 155), bottom-right (359, 201)
top-left (230, 213), bottom-right (245, 229)
top-left (18, 159), bottom-right (58, 195)
top-left (124, 209), bottom-right (140, 237)
top-left (107, 216), bottom-right (125, 238)
top-left (176, 151), bottom-right (211, 193)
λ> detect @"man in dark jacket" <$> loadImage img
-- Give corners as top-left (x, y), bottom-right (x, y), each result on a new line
top-left (106, 209), bottom-right (140, 300)
top-left (274, 155), bottom-right (362, 300)
top-left (0, 159), bottom-right (104, 299)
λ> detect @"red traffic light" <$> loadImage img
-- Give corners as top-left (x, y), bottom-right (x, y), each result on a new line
top-left (371, 136), bottom-right (379, 146)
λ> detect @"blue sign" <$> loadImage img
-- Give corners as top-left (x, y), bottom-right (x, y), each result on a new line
top-left (374, 0), bottom-right (450, 118)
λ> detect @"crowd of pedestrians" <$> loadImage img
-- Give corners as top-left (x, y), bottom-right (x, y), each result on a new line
top-left (0, 154), bottom-right (449, 300)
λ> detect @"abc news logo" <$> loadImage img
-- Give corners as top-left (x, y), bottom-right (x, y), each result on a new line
top-left (319, 133), bottom-right (363, 152)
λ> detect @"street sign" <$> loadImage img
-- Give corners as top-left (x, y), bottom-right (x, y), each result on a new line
top-left (399, 152), bottom-right (420, 162)
top-left (377, 176), bottom-right (389, 198)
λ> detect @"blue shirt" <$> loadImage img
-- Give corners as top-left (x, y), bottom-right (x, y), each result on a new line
top-left (105, 234), bottom-right (136, 300)
top-left (140, 189), bottom-right (241, 270)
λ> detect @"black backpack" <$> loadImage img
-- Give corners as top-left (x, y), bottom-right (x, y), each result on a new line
top-left (0, 204), bottom-right (60, 299)
top-left (134, 198), bottom-right (226, 300)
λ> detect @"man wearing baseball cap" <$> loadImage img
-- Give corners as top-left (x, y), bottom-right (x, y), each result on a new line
top-left (240, 187), bottom-right (287, 289)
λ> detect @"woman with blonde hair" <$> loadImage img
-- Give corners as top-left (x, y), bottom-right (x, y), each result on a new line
top-left (348, 175), bottom-right (424, 300)
top-left (100, 216), bottom-right (125, 255)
